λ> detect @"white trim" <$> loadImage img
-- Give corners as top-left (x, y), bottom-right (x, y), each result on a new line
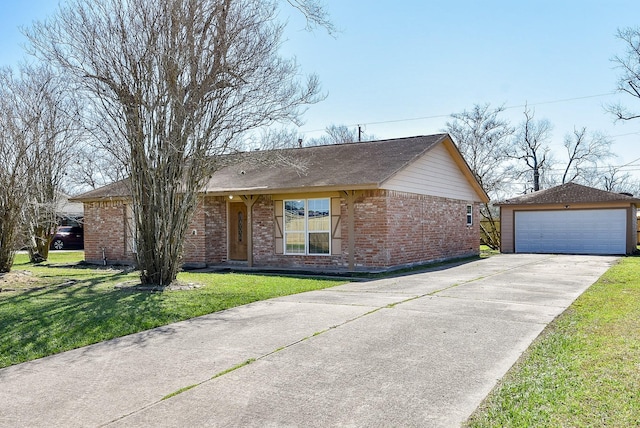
top-left (283, 198), bottom-right (331, 255)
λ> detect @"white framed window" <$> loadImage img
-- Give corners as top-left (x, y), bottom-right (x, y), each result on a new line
top-left (466, 204), bottom-right (473, 226)
top-left (284, 198), bottom-right (330, 255)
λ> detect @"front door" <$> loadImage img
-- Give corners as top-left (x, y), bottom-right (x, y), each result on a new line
top-left (228, 202), bottom-right (248, 260)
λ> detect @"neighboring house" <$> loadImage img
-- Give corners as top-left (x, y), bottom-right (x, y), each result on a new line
top-left (496, 182), bottom-right (640, 255)
top-left (57, 192), bottom-right (84, 226)
top-left (72, 134), bottom-right (489, 272)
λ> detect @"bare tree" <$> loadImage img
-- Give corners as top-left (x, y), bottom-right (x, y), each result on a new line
top-left (609, 27), bottom-right (640, 120)
top-left (65, 143), bottom-right (126, 194)
top-left (560, 127), bottom-right (613, 185)
top-left (27, 0), bottom-right (328, 286)
top-left (10, 65), bottom-right (82, 262)
top-left (0, 68), bottom-right (36, 271)
top-left (509, 106), bottom-right (554, 192)
top-left (446, 103), bottom-right (514, 249)
top-left (305, 124), bottom-right (374, 146)
top-left (590, 164), bottom-right (640, 195)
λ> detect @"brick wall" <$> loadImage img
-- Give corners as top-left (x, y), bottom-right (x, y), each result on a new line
top-left (388, 190), bottom-right (479, 264)
top-left (351, 190), bottom-right (390, 267)
top-left (83, 200), bottom-right (133, 264)
top-left (204, 196), bottom-right (227, 263)
top-left (182, 198), bottom-right (207, 265)
top-left (84, 190), bottom-right (480, 270)
top-left (84, 197), bottom-right (215, 266)
top-left (249, 190), bottom-right (479, 270)
top-left (349, 190), bottom-right (479, 268)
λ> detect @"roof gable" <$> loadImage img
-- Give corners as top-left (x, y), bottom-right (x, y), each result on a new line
top-left (382, 141), bottom-right (485, 202)
top-left (496, 182), bottom-right (640, 205)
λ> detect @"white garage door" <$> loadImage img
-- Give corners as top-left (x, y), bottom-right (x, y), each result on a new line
top-left (515, 209), bottom-right (627, 254)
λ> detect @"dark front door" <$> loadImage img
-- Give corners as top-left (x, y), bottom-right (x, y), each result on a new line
top-left (229, 202), bottom-right (248, 260)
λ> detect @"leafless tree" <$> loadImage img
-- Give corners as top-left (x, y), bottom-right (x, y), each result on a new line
top-left (509, 106), bottom-right (554, 193)
top-left (587, 164), bottom-right (640, 195)
top-left (305, 124), bottom-right (374, 146)
top-left (0, 69), bottom-right (33, 272)
top-left (559, 127), bottom-right (613, 185)
top-left (64, 143), bottom-right (126, 194)
top-left (609, 27), bottom-right (640, 120)
top-left (26, 0), bottom-right (329, 286)
top-left (11, 65), bottom-right (82, 262)
top-left (446, 103), bottom-right (514, 249)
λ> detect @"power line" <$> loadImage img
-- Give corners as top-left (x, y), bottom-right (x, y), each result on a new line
top-left (298, 91), bottom-right (625, 135)
top-left (502, 92), bottom-right (617, 110)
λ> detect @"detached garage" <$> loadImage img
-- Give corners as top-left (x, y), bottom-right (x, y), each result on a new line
top-left (497, 182), bottom-right (639, 255)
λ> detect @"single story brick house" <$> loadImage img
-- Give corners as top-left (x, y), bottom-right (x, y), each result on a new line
top-left (72, 134), bottom-right (489, 272)
top-left (496, 182), bottom-right (639, 255)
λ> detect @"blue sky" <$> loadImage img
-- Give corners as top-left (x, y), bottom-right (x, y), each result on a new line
top-left (2, 1), bottom-right (640, 177)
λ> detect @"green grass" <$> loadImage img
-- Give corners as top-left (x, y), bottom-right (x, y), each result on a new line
top-left (0, 252), bottom-right (346, 368)
top-left (480, 244), bottom-right (500, 258)
top-left (466, 256), bottom-right (640, 427)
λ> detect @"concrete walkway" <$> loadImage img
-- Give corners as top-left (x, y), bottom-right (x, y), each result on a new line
top-left (0, 254), bottom-right (618, 427)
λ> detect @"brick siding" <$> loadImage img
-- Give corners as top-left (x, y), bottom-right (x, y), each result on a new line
top-left (83, 200), bottom-right (132, 264)
top-left (204, 196), bottom-right (228, 263)
top-left (83, 190), bottom-right (480, 270)
top-left (182, 198), bottom-right (207, 265)
top-left (350, 190), bottom-right (479, 268)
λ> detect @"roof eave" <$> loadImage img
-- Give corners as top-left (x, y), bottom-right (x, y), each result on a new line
top-left (70, 196), bottom-right (131, 203)
top-left (204, 183), bottom-right (381, 196)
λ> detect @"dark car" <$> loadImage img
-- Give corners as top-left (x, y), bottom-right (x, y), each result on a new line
top-left (50, 226), bottom-right (84, 250)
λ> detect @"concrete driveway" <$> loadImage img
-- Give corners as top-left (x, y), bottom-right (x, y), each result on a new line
top-left (0, 254), bottom-right (618, 427)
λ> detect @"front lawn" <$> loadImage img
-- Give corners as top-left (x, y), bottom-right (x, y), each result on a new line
top-left (0, 252), bottom-right (346, 368)
top-left (466, 256), bottom-right (640, 427)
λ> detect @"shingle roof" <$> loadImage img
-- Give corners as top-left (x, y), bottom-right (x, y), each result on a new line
top-left (72, 134), bottom-right (487, 201)
top-left (496, 182), bottom-right (640, 205)
top-left (203, 134), bottom-right (447, 193)
top-left (71, 179), bottom-right (131, 201)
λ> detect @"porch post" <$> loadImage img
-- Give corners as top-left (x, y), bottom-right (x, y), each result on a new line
top-left (240, 195), bottom-right (260, 267)
top-left (342, 190), bottom-right (362, 271)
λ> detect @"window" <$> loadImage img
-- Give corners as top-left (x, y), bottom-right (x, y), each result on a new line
top-left (466, 204), bottom-right (473, 226)
top-left (284, 199), bottom-right (330, 255)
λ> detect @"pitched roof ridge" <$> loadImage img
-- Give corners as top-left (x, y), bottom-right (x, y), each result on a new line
top-left (233, 133), bottom-right (448, 155)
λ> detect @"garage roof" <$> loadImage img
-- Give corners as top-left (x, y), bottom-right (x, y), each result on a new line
top-left (496, 182), bottom-right (640, 205)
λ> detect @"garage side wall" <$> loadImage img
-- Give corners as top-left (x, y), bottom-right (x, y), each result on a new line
top-left (628, 204), bottom-right (638, 254)
top-left (499, 206), bottom-right (515, 253)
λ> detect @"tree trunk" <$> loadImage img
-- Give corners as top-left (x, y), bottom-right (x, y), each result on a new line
top-left (0, 212), bottom-right (19, 272)
top-left (27, 225), bottom-right (53, 263)
top-left (480, 203), bottom-right (501, 250)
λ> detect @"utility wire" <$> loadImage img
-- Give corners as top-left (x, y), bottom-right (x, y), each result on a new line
top-left (299, 91), bottom-right (626, 135)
